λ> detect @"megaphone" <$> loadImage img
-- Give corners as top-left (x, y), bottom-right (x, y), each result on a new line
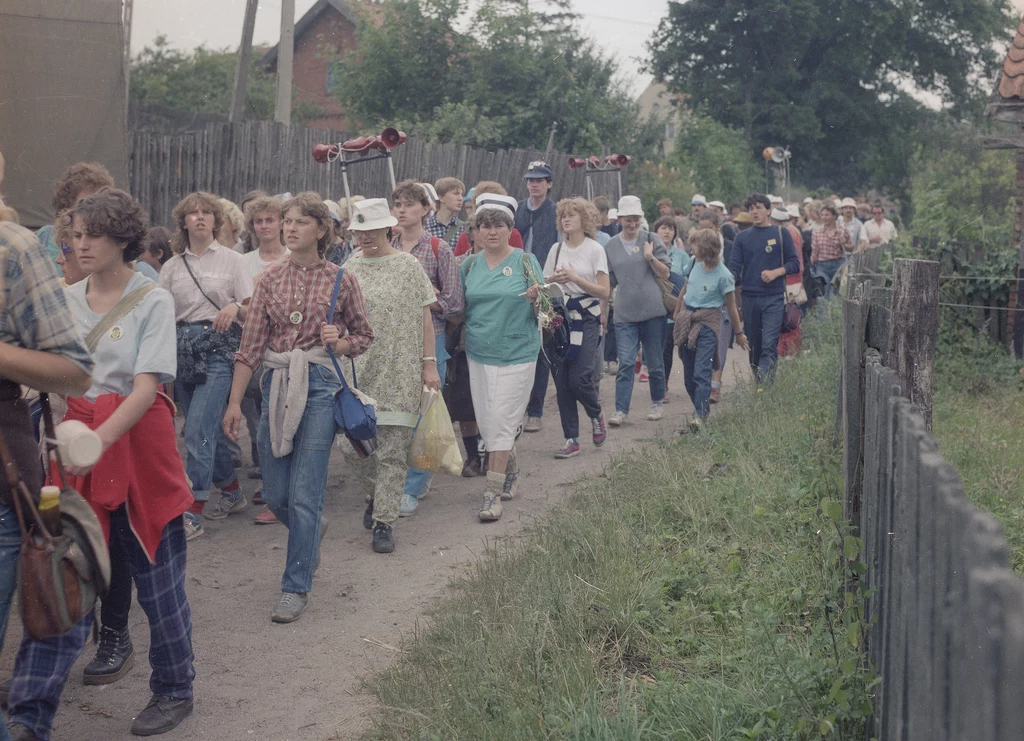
top-left (771, 147), bottom-right (789, 164)
top-left (606, 154), bottom-right (631, 167)
top-left (587, 155), bottom-right (602, 168)
top-left (380, 127), bottom-right (407, 149)
top-left (312, 143), bottom-right (339, 164)
top-left (568, 157), bottom-right (587, 170)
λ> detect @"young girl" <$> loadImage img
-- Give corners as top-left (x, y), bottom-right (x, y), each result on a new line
top-left (223, 192), bottom-right (373, 624)
top-left (674, 228), bottom-right (749, 432)
top-left (5, 189), bottom-right (197, 738)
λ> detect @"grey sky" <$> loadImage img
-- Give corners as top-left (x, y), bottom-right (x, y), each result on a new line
top-left (130, 0), bottom-right (668, 97)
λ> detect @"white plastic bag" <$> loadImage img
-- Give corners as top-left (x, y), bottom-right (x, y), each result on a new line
top-left (407, 388), bottom-right (463, 474)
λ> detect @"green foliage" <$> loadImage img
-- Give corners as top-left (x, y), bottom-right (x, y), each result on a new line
top-left (646, 0), bottom-right (1015, 191)
top-left (669, 112), bottom-right (762, 204)
top-left (367, 312), bottom-right (875, 739)
top-left (130, 35), bottom-right (277, 119)
top-left (330, 0), bottom-right (661, 157)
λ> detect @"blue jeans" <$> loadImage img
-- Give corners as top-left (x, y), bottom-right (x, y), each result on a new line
top-left (812, 256), bottom-right (845, 300)
top-left (680, 324), bottom-right (718, 420)
top-left (0, 504), bottom-right (19, 741)
top-left (742, 293), bottom-right (785, 384)
top-left (259, 366), bottom-right (339, 594)
top-left (7, 511), bottom-right (193, 740)
top-left (614, 316), bottom-right (667, 414)
top-left (404, 332), bottom-right (449, 498)
top-left (177, 325), bottom-right (236, 501)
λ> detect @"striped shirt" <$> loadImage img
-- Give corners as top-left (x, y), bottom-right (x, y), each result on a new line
top-left (158, 241), bottom-right (253, 324)
top-left (0, 221), bottom-right (92, 375)
top-left (392, 231), bottom-right (464, 338)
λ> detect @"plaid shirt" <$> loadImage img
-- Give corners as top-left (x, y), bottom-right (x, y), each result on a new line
top-left (810, 224), bottom-right (853, 264)
top-left (0, 221), bottom-right (92, 375)
top-left (235, 258), bottom-right (373, 370)
top-left (425, 212), bottom-right (466, 244)
top-left (392, 232), bottom-right (464, 338)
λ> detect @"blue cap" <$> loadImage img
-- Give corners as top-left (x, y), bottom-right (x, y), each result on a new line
top-left (524, 160), bottom-right (553, 180)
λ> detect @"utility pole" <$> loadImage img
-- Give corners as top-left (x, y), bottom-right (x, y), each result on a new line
top-left (274, 0), bottom-right (295, 125)
top-left (229, 0), bottom-right (259, 123)
top-left (123, 0), bottom-right (133, 125)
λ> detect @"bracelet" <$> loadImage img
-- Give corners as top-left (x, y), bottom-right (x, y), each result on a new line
top-left (422, 356), bottom-right (437, 362)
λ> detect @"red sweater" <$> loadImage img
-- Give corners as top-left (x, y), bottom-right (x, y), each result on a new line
top-left (63, 393), bottom-right (193, 563)
top-left (453, 227), bottom-right (524, 256)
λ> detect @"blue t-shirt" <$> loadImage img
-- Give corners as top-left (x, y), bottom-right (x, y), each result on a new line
top-left (135, 260), bottom-right (159, 282)
top-left (683, 261), bottom-right (736, 309)
top-left (64, 271), bottom-right (177, 401)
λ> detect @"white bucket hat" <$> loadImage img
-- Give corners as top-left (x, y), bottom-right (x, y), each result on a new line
top-left (690, 194), bottom-right (707, 206)
top-left (708, 200), bottom-right (725, 210)
top-left (771, 207), bottom-right (790, 221)
top-left (616, 195), bottom-right (644, 217)
top-left (349, 198), bottom-right (398, 231)
top-left (840, 197), bottom-right (857, 208)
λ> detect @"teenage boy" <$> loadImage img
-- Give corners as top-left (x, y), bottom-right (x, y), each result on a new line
top-left (426, 177), bottom-right (467, 245)
top-left (515, 161), bottom-right (558, 433)
top-left (727, 193), bottom-right (799, 386)
top-left (594, 196), bottom-right (620, 238)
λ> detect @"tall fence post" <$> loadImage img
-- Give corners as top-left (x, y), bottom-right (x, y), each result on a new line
top-left (888, 259), bottom-right (940, 430)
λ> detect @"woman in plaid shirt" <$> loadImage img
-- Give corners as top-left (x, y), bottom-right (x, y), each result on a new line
top-left (223, 192), bottom-right (373, 625)
top-left (809, 202), bottom-right (852, 300)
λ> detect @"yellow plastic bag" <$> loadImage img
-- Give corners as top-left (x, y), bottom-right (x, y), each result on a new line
top-left (407, 389), bottom-right (463, 474)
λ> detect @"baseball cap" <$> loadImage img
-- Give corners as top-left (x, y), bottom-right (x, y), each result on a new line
top-left (616, 195), bottom-right (644, 217)
top-left (691, 194), bottom-right (707, 206)
top-left (524, 160), bottom-right (553, 180)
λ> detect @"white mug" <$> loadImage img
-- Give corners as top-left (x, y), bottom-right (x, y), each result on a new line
top-left (54, 420), bottom-right (103, 468)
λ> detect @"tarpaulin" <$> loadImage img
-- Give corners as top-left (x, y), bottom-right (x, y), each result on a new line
top-left (0, 0), bottom-right (128, 228)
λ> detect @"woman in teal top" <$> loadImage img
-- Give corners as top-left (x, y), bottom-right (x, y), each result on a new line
top-left (654, 216), bottom-right (692, 400)
top-left (460, 198), bottom-right (543, 522)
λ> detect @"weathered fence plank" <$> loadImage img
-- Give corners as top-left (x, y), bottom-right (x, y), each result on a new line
top-left (888, 259), bottom-right (940, 430)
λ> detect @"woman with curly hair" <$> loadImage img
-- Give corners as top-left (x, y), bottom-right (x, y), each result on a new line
top-left (5, 189), bottom-right (197, 738)
top-left (542, 197), bottom-right (609, 459)
top-left (158, 191), bottom-right (253, 539)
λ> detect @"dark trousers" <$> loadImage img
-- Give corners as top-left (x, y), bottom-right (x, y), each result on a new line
top-left (100, 532), bottom-right (133, 632)
top-left (7, 509), bottom-right (195, 739)
top-left (603, 307), bottom-right (617, 362)
top-left (552, 315), bottom-right (603, 439)
top-left (526, 349), bottom-right (550, 418)
top-left (663, 321), bottom-right (675, 387)
top-left (742, 292), bottom-right (785, 384)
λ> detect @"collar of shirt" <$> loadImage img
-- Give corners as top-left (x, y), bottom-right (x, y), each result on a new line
top-left (184, 241), bottom-right (224, 258)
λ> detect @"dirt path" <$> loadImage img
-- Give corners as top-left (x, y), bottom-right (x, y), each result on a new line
top-left (1, 354), bottom-right (751, 741)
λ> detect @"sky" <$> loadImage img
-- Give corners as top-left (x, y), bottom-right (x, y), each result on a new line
top-left (130, 0), bottom-right (668, 98)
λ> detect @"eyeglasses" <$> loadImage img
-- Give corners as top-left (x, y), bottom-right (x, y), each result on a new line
top-left (60, 241), bottom-right (74, 256)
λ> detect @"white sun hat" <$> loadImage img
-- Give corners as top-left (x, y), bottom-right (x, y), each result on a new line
top-left (349, 198), bottom-right (398, 231)
top-left (616, 195), bottom-right (644, 217)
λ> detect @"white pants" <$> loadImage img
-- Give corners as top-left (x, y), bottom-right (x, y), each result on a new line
top-left (467, 357), bottom-right (536, 451)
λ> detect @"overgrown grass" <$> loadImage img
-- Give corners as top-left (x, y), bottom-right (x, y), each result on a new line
top-left (366, 315), bottom-right (873, 740)
top-left (933, 323), bottom-right (1024, 571)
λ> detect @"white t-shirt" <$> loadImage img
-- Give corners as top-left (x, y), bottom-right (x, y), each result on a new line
top-left (242, 247), bottom-right (290, 286)
top-left (862, 219), bottom-right (897, 245)
top-left (542, 237), bottom-right (609, 298)
top-left (65, 271), bottom-right (177, 401)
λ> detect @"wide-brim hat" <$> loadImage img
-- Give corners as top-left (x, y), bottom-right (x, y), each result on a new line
top-left (349, 198), bottom-right (397, 231)
top-left (691, 194), bottom-right (707, 206)
top-left (840, 197), bottom-right (857, 209)
top-left (617, 195), bottom-right (644, 217)
top-left (734, 212), bottom-right (753, 225)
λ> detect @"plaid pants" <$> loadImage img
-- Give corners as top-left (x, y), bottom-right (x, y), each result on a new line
top-left (6, 508), bottom-right (194, 740)
top-left (346, 425), bottom-right (413, 524)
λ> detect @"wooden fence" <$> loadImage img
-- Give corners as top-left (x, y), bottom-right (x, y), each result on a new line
top-left (841, 252), bottom-right (1024, 740)
top-left (128, 121), bottom-right (626, 228)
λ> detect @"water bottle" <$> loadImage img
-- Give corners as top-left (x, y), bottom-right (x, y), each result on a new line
top-left (38, 485), bottom-right (62, 536)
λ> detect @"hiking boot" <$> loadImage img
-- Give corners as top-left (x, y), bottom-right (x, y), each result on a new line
top-left (646, 403), bottom-right (664, 421)
top-left (254, 506), bottom-right (279, 525)
top-left (608, 410), bottom-right (628, 427)
top-left (182, 512), bottom-right (204, 541)
top-left (399, 492), bottom-right (419, 517)
top-left (130, 694), bottom-right (194, 736)
top-left (203, 490), bottom-right (247, 520)
top-left (710, 388), bottom-right (720, 404)
top-left (271, 592), bottom-right (309, 624)
top-left (554, 438), bottom-right (580, 459)
top-left (7, 724), bottom-right (42, 741)
top-left (372, 522), bottom-right (395, 553)
top-left (83, 625), bottom-right (135, 685)
top-left (479, 471), bottom-right (505, 521)
top-left (363, 500), bottom-right (375, 530)
top-left (461, 456), bottom-right (482, 478)
top-left (523, 416), bottom-right (542, 433)
top-left (247, 466), bottom-right (262, 480)
top-left (591, 412), bottom-right (607, 447)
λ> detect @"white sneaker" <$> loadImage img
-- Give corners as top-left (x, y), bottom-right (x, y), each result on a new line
top-left (608, 411), bottom-right (628, 426)
top-left (646, 403), bottom-right (664, 421)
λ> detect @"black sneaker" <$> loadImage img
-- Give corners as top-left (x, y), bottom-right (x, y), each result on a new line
top-left (372, 522), bottom-right (395, 553)
top-left (130, 694), bottom-right (194, 736)
top-left (83, 625), bottom-right (135, 685)
top-left (362, 500), bottom-right (374, 530)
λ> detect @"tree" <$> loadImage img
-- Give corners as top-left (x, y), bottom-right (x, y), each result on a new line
top-left (669, 112), bottom-right (761, 203)
top-left (646, 0), bottom-right (1015, 190)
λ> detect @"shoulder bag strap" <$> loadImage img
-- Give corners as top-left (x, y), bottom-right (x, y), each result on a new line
top-left (325, 267), bottom-right (355, 392)
top-left (84, 284), bottom-right (158, 353)
top-left (0, 419), bottom-right (48, 541)
top-left (181, 254), bottom-right (221, 312)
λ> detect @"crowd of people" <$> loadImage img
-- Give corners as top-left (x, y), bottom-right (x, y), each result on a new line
top-left (0, 150), bottom-right (897, 740)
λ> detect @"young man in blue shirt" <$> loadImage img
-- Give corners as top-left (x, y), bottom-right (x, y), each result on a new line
top-left (726, 193), bottom-right (799, 385)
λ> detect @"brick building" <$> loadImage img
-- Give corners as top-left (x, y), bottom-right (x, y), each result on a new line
top-left (262, 0), bottom-right (383, 132)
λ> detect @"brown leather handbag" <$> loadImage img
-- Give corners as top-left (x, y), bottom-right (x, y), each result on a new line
top-left (0, 395), bottom-right (110, 639)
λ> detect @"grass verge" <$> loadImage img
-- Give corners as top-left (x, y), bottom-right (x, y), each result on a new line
top-left (367, 314), bottom-right (872, 740)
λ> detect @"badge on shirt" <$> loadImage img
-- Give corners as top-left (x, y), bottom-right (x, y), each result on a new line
top-left (632, 245), bottom-right (640, 254)
top-left (108, 326), bottom-right (124, 341)
top-left (766, 238), bottom-right (776, 253)
top-left (289, 311), bottom-right (303, 324)
top-left (502, 266), bottom-right (513, 277)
